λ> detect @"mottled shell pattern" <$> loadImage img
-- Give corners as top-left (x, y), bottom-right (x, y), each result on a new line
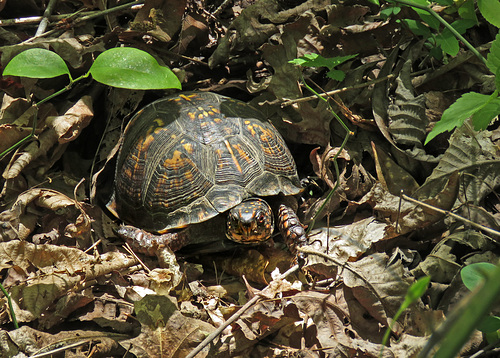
top-left (107, 92), bottom-right (301, 233)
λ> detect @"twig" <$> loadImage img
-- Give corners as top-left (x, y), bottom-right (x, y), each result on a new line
top-left (280, 74), bottom-right (394, 108)
top-left (30, 340), bottom-right (90, 358)
top-left (401, 193), bottom-right (500, 239)
top-left (22, 1), bottom-right (144, 43)
top-left (35, 0), bottom-right (58, 36)
top-left (185, 264), bottom-right (300, 358)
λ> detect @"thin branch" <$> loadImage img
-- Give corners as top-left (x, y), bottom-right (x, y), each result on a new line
top-left (281, 74), bottom-right (394, 108)
top-left (35, 0), bottom-right (59, 36)
top-left (185, 265), bottom-right (300, 358)
top-left (401, 193), bottom-right (500, 239)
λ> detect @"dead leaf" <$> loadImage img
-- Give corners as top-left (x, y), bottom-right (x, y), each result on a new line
top-left (0, 240), bottom-right (137, 324)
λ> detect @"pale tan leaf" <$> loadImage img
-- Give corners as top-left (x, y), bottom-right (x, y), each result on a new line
top-left (45, 95), bottom-right (94, 143)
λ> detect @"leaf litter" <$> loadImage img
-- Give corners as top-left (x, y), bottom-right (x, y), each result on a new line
top-left (0, 0), bottom-right (499, 357)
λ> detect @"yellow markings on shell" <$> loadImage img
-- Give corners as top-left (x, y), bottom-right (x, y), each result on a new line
top-left (188, 111), bottom-right (196, 120)
top-left (179, 94), bottom-right (196, 101)
top-left (212, 108), bottom-right (220, 114)
top-left (183, 142), bottom-right (194, 154)
top-left (224, 140), bottom-right (242, 173)
top-left (140, 133), bottom-right (156, 148)
top-left (232, 143), bottom-right (253, 166)
top-left (153, 118), bottom-right (165, 127)
top-left (213, 117), bottom-right (222, 123)
top-left (163, 150), bottom-right (184, 167)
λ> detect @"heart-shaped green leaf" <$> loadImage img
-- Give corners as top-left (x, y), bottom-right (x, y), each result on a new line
top-left (90, 47), bottom-right (181, 90)
top-left (3, 48), bottom-right (71, 80)
top-left (461, 262), bottom-right (497, 291)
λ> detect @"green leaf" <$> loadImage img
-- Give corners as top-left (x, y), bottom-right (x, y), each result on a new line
top-left (461, 262), bottom-right (497, 291)
top-left (380, 6), bottom-right (401, 20)
top-left (496, 67), bottom-right (500, 91)
top-left (471, 95), bottom-right (500, 130)
top-left (435, 32), bottom-right (459, 56)
top-left (411, 0), bottom-right (440, 30)
top-left (477, 0), bottom-right (500, 27)
top-left (400, 19), bottom-right (432, 39)
top-left (403, 276), bottom-right (430, 309)
top-left (434, 0), bottom-right (453, 5)
top-left (3, 48), bottom-right (71, 80)
top-left (486, 33), bottom-right (500, 76)
top-left (435, 20), bottom-right (475, 57)
top-left (458, 0), bottom-right (478, 24)
top-left (289, 53), bottom-right (357, 70)
top-left (427, 263), bottom-right (500, 357)
top-left (425, 92), bottom-right (493, 144)
top-left (477, 315), bottom-right (500, 333)
top-left (89, 47), bottom-right (181, 90)
top-left (326, 69), bottom-right (346, 81)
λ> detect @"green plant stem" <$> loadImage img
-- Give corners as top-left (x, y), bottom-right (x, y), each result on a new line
top-left (300, 80), bottom-right (353, 234)
top-left (392, 0), bottom-right (488, 66)
top-left (0, 282), bottom-right (18, 329)
top-left (0, 73), bottom-right (89, 159)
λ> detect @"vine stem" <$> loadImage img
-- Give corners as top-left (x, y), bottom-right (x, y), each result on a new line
top-left (300, 80), bottom-right (353, 234)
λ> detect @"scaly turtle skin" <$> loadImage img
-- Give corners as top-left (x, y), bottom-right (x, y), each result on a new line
top-left (107, 91), bottom-right (302, 251)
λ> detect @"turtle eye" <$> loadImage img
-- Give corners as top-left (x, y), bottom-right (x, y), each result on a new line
top-left (256, 211), bottom-right (266, 223)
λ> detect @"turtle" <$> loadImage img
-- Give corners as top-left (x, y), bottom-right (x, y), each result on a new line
top-left (106, 91), bottom-right (306, 254)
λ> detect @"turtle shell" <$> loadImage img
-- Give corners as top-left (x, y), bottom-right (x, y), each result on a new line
top-left (107, 92), bottom-right (301, 233)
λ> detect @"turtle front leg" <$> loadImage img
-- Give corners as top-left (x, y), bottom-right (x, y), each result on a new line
top-left (116, 225), bottom-right (189, 255)
top-left (277, 205), bottom-right (307, 258)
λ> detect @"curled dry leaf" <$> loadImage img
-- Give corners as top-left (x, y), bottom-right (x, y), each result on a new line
top-left (0, 188), bottom-right (91, 243)
top-left (310, 144), bottom-right (350, 189)
top-left (2, 96), bottom-right (93, 181)
top-left (45, 95), bottom-right (94, 143)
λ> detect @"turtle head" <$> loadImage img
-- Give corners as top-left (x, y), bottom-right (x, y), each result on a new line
top-left (226, 198), bottom-right (274, 244)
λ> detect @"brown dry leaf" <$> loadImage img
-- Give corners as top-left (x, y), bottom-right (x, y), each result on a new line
top-left (132, 0), bottom-right (187, 43)
top-left (306, 217), bottom-right (387, 266)
top-left (3, 96), bottom-right (94, 181)
top-left (412, 230), bottom-right (497, 284)
top-left (360, 171), bottom-right (459, 238)
top-left (371, 142), bottom-right (419, 196)
top-left (0, 188), bottom-right (90, 243)
top-left (121, 310), bottom-right (216, 358)
top-left (45, 95), bottom-right (94, 143)
top-left (3, 326), bottom-right (129, 357)
top-left (224, 298), bottom-right (301, 356)
top-left (0, 95), bottom-right (55, 155)
top-left (342, 253), bottom-right (414, 332)
top-left (302, 147), bottom-right (375, 223)
top-left (0, 240), bottom-right (137, 324)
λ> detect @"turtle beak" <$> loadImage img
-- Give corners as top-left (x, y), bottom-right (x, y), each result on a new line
top-left (239, 223), bottom-right (255, 239)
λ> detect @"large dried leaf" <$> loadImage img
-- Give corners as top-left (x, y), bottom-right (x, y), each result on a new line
top-left (0, 240), bottom-right (137, 323)
top-left (120, 311), bottom-right (215, 358)
top-left (417, 125), bottom-right (500, 206)
top-left (343, 253), bottom-right (414, 325)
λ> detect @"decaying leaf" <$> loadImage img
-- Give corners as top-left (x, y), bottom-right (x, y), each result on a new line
top-left (0, 188), bottom-right (91, 243)
top-left (0, 240), bottom-right (137, 324)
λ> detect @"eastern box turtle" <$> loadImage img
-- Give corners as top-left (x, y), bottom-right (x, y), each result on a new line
top-left (106, 92), bottom-right (304, 252)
